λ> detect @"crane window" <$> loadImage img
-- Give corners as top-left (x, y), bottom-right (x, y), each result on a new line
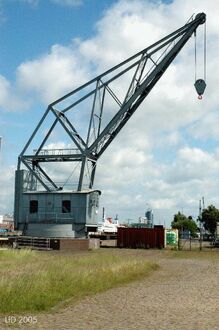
top-left (62, 200), bottom-right (71, 213)
top-left (29, 200), bottom-right (38, 214)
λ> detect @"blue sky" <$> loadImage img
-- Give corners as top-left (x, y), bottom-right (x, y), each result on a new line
top-left (0, 0), bottom-right (115, 161)
top-left (0, 0), bottom-right (219, 225)
top-left (0, 0), bottom-right (115, 77)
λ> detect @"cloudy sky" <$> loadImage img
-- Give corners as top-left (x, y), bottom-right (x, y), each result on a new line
top-left (0, 0), bottom-right (218, 226)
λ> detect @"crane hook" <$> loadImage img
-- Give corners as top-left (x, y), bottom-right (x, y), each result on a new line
top-left (194, 79), bottom-right (206, 100)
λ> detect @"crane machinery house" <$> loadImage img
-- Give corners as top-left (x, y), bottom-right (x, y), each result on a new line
top-left (14, 13), bottom-right (206, 238)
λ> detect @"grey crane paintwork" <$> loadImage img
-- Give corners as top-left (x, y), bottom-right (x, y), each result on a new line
top-left (14, 13), bottom-right (206, 237)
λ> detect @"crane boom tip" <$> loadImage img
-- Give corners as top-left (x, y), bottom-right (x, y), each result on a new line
top-left (195, 12), bottom-right (206, 24)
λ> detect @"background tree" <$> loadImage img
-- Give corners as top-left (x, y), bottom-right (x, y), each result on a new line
top-left (171, 212), bottom-right (198, 237)
top-left (198, 205), bottom-right (219, 235)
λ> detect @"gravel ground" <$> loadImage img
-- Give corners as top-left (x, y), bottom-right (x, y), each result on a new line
top-left (1, 250), bottom-right (219, 330)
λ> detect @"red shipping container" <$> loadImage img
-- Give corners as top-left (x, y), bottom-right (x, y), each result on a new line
top-left (117, 227), bottom-right (164, 249)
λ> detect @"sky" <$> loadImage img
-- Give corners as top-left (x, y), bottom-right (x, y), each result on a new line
top-left (0, 0), bottom-right (219, 226)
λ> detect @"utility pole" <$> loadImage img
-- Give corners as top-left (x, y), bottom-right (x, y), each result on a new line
top-left (202, 196), bottom-right (205, 210)
top-left (102, 207), bottom-right (105, 222)
top-left (199, 199), bottom-right (203, 251)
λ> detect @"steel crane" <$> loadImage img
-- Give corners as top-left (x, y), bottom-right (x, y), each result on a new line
top-left (14, 13), bottom-right (206, 237)
top-left (17, 13), bottom-right (206, 192)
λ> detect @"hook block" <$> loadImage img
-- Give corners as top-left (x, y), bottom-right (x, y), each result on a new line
top-left (194, 79), bottom-right (206, 96)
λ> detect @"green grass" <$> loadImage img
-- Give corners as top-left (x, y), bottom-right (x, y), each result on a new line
top-left (0, 249), bottom-right (158, 313)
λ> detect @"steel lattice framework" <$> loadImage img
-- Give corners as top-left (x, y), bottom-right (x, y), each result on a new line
top-left (17, 13), bottom-right (206, 192)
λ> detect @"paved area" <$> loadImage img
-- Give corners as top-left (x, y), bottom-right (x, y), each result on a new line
top-left (1, 250), bottom-right (219, 330)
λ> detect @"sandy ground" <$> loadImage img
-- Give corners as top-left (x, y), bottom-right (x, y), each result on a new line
top-left (1, 250), bottom-right (219, 330)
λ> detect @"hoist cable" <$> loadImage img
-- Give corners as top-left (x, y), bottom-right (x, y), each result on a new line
top-left (194, 20), bottom-right (206, 82)
top-left (204, 21), bottom-right (207, 81)
top-left (194, 31), bottom-right (197, 81)
top-left (62, 161), bottom-right (80, 188)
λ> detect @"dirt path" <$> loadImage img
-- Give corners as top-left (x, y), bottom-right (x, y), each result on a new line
top-left (1, 250), bottom-right (219, 330)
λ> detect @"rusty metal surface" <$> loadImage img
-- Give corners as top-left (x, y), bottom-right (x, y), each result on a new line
top-left (117, 227), bottom-right (164, 249)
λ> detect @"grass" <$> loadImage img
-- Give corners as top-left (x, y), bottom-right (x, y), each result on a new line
top-left (0, 249), bottom-right (158, 314)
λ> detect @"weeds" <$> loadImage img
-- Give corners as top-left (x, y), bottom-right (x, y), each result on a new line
top-left (0, 249), bottom-right (158, 313)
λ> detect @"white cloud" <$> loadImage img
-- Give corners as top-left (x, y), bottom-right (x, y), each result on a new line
top-left (16, 44), bottom-right (90, 104)
top-left (0, 75), bottom-right (10, 104)
top-left (188, 112), bottom-right (219, 141)
top-left (0, 74), bottom-right (29, 112)
top-left (165, 147), bottom-right (219, 184)
top-left (0, 165), bottom-right (15, 214)
top-left (149, 198), bottom-right (176, 210)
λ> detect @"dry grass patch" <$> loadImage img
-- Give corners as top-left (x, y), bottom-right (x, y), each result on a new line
top-left (0, 249), bottom-right (158, 314)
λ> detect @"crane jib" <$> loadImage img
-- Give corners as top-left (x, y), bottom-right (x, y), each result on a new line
top-left (17, 12), bottom-right (207, 192)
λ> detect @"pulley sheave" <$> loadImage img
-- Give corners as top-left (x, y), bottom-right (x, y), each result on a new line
top-left (194, 79), bottom-right (206, 99)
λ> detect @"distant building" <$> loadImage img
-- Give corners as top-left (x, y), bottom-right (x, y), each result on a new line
top-left (138, 216), bottom-right (148, 224)
top-left (137, 210), bottom-right (154, 228)
top-left (0, 214), bottom-right (14, 230)
top-left (145, 209), bottom-right (154, 228)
